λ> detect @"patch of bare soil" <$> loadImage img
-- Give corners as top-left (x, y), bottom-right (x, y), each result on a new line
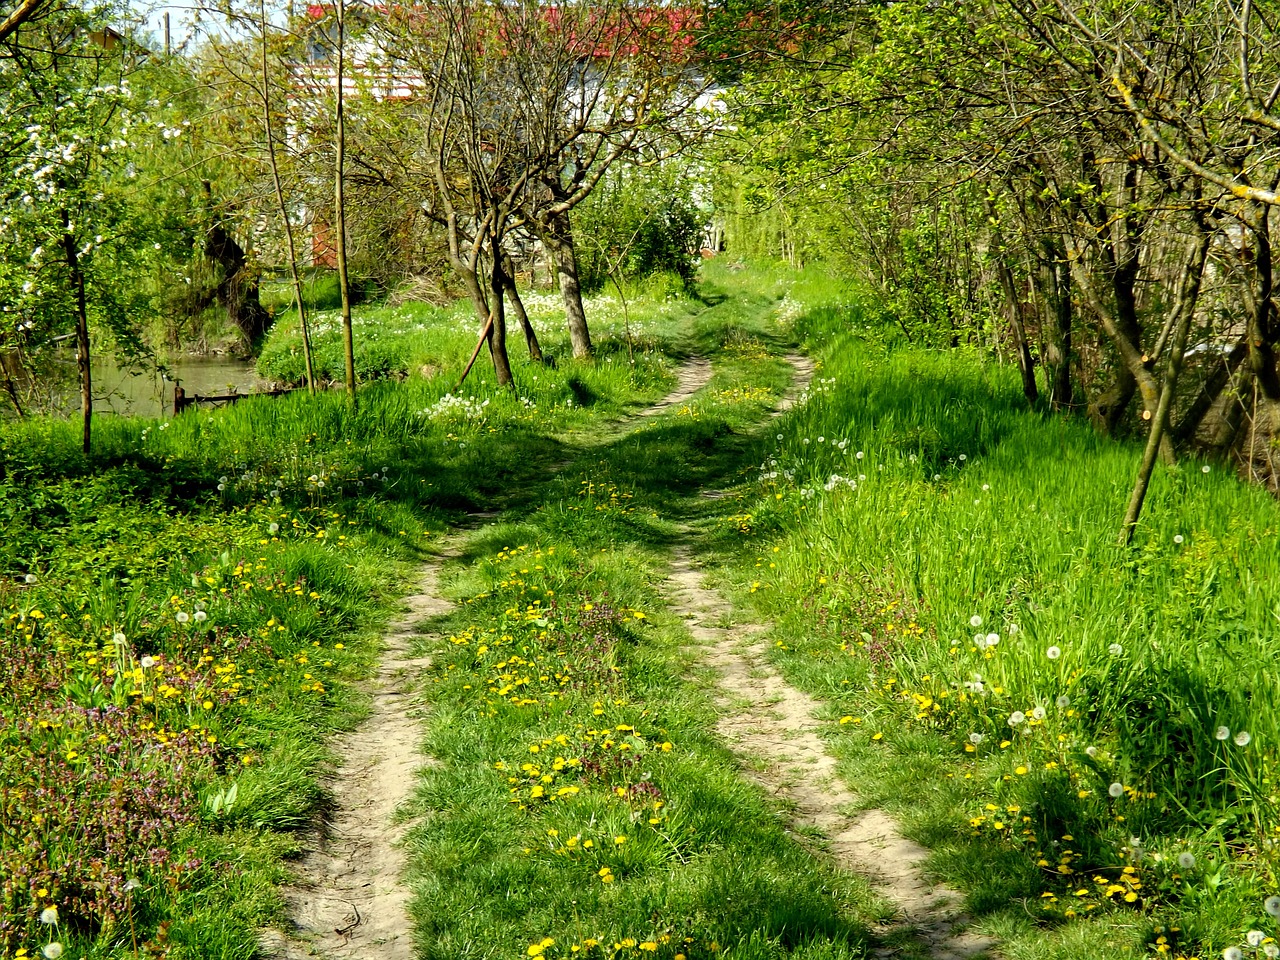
top-left (638, 357), bottom-right (712, 417)
top-left (775, 353), bottom-right (817, 414)
top-left (260, 559), bottom-right (453, 959)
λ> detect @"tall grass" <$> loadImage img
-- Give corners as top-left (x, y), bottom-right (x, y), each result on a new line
top-left (726, 266), bottom-right (1280, 954)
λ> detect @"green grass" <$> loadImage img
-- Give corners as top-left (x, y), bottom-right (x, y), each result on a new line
top-left (9, 258), bottom-right (1280, 960)
top-left (706, 264), bottom-right (1280, 960)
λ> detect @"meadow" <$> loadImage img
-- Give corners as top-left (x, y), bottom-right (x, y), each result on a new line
top-left (3, 261), bottom-right (1280, 960)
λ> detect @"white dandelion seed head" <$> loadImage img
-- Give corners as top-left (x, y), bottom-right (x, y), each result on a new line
top-left (1007, 623), bottom-right (1019, 635)
top-left (1108, 643), bottom-right (1123, 656)
top-left (856, 450), bottom-right (864, 460)
top-left (982, 483), bottom-right (990, 491)
top-left (1177, 852), bottom-right (1196, 869)
top-left (1046, 645), bottom-right (1061, 660)
top-left (1056, 695), bottom-right (1070, 709)
top-left (1032, 706), bottom-right (1046, 721)
top-left (140, 655), bottom-right (156, 669)
top-left (1263, 944), bottom-right (1279, 959)
top-left (1008, 711), bottom-right (1025, 726)
top-left (1234, 731), bottom-right (1252, 747)
top-left (1247, 931), bottom-right (1265, 948)
top-left (24, 573), bottom-right (37, 584)
top-left (39, 905), bottom-right (58, 924)
top-left (959, 453), bottom-right (967, 461)
top-left (974, 633), bottom-right (987, 649)
top-left (1085, 746), bottom-right (1098, 758)
top-left (41, 944), bottom-right (63, 960)
top-left (970, 615), bottom-right (983, 628)
top-left (269, 522), bottom-right (280, 534)
top-left (1266, 895), bottom-right (1280, 917)
top-left (219, 475), bottom-right (229, 484)
top-left (986, 632), bottom-right (1000, 646)
top-left (1174, 534), bottom-right (1184, 544)
top-left (1215, 726), bottom-right (1231, 741)
top-left (1202, 465), bottom-right (1211, 474)
top-left (1223, 948), bottom-right (1244, 960)
top-left (124, 878), bottom-right (141, 892)
top-left (194, 610), bottom-right (207, 622)
top-left (969, 733), bottom-right (984, 745)
top-left (175, 611), bottom-right (190, 623)
top-left (112, 632), bottom-right (127, 645)
top-left (1109, 782), bottom-right (1125, 798)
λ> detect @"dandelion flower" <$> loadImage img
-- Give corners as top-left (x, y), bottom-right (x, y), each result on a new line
top-left (1247, 931), bottom-right (1265, 948)
top-left (1046, 646), bottom-right (1061, 660)
top-left (959, 453), bottom-right (967, 461)
top-left (1032, 706), bottom-right (1046, 721)
top-left (1224, 948), bottom-right (1243, 960)
top-left (1234, 731), bottom-right (1252, 747)
top-left (1177, 852), bottom-right (1196, 869)
top-left (1202, 465), bottom-right (1211, 473)
top-left (1108, 782), bottom-right (1124, 798)
top-left (1056, 695), bottom-right (1070, 708)
top-left (1007, 623), bottom-right (1019, 635)
top-left (42, 945), bottom-right (62, 960)
top-left (856, 450), bottom-right (865, 460)
top-left (124, 878), bottom-right (141, 892)
top-left (176, 611), bottom-right (190, 623)
top-left (112, 632), bottom-right (127, 645)
top-left (39, 905), bottom-right (57, 925)
top-left (194, 610), bottom-right (207, 622)
top-left (1085, 746), bottom-right (1098, 758)
top-left (1266, 895), bottom-right (1280, 917)
top-left (269, 522), bottom-right (280, 534)
top-left (970, 615), bottom-right (983, 628)
top-left (1174, 534), bottom-right (1184, 544)
top-left (986, 632), bottom-right (1000, 646)
top-left (1215, 726), bottom-right (1231, 741)
top-left (969, 733), bottom-right (984, 745)
top-left (140, 655), bottom-right (156, 669)
top-left (1108, 643), bottom-right (1123, 656)
top-left (1264, 945), bottom-right (1279, 960)
top-left (25, 573), bottom-right (37, 584)
top-left (1008, 711), bottom-right (1025, 726)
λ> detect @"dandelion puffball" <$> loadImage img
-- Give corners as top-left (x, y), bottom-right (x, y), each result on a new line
top-left (1046, 646), bottom-right (1061, 660)
top-left (1234, 731), bottom-right (1252, 747)
top-left (39, 905), bottom-right (57, 924)
top-left (1008, 711), bottom-right (1025, 726)
top-left (1174, 534), bottom-right (1184, 544)
top-left (1031, 706), bottom-right (1046, 721)
top-left (1108, 643), bottom-right (1123, 656)
top-left (175, 611), bottom-right (190, 623)
top-left (970, 615), bottom-right (983, 628)
top-left (140, 655), bottom-right (156, 669)
top-left (985, 632), bottom-right (1000, 646)
top-left (194, 610), bottom-right (207, 622)
top-left (1247, 931), bottom-right (1266, 948)
top-left (1177, 852), bottom-right (1196, 869)
top-left (969, 733), bottom-right (984, 745)
top-left (1108, 782), bottom-right (1124, 798)
top-left (1215, 726), bottom-right (1231, 741)
top-left (24, 573), bottom-right (37, 584)
top-left (42, 944), bottom-right (63, 960)
top-left (1085, 746), bottom-right (1098, 758)
top-left (1266, 895), bottom-right (1280, 917)
top-left (1056, 695), bottom-right (1070, 708)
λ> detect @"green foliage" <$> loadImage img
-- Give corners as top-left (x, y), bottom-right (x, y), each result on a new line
top-left (575, 163), bottom-right (705, 293)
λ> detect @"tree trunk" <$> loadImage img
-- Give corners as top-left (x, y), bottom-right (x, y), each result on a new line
top-left (1120, 229), bottom-right (1210, 545)
top-left (487, 257), bottom-right (514, 387)
top-left (1034, 249), bottom-right (1073, 411)
top-left (985, 197), bottom-right (1037, 404)
top-left (334, 0), bottom-right (356, 401)
top-left (61, 212), bottom-right (91, 456)
top-left (501, 253), bottom-right (543, 362)
top-left (260, 0), bottom-right (316, 394)
top-left (544, 209), bottom-right (592, 358)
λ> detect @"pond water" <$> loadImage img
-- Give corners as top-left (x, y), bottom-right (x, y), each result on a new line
top-left (82, 357), bottom-right (268, 419)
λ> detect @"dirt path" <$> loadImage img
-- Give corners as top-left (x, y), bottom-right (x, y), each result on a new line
top-left (260, 559), bottom-right (452, 959)
top-left (666, 356), bottom-right (995, 960)
top-left (638, 357), bottom-right (712, 416)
